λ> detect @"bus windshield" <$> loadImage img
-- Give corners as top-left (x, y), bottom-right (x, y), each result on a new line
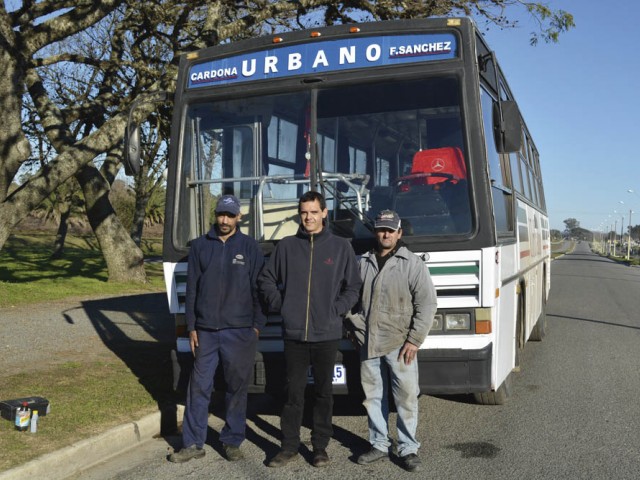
top-left (176, 75), bottom-right (472, 246)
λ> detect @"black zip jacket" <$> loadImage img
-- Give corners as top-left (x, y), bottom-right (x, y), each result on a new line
top-left (258, 226), bottom-right (362, 342)
top-left (185, 226), bottom-right (266, 332)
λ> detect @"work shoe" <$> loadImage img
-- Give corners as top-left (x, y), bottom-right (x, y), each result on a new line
top-left (357, 447), bottom-right (388, 465)
top-left (312, 448), bottom-right (330, 467)
top-left (400, 453), bottom-right (422, 472)
top-left (168, 445), bottom-right (205, 463)
top-left (223, 443), bottom-right (244, 461)
top-left (267, 450), bottom-right (299, 467)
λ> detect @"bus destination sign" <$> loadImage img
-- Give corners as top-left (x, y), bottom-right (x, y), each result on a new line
top-left (188, 33), bottom-right (457, 89)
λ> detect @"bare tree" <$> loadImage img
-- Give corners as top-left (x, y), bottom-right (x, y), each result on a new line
top-left (0, 0), bottom-right (139, 281)
top-left (0, 0), bottom-right (574, 283)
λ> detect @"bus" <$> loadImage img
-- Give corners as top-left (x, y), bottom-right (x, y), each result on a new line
top-left (126, 17), bottom-right (550, 405)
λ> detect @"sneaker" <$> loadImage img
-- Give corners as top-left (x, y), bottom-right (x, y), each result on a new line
top-left (400, 453), bottom-right (422, 472)
top-left (357, 447), bottom-right (388, 465)
top-left (312, 448), bottom-right (330, 467)
top-left (168, 445), bottom-right (205, 463)
top-left (223, 443), bottom-right (244, 461)
top-left (267, 450), bottom-right (299, 468)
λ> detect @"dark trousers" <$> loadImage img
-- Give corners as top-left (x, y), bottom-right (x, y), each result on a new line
top-left (281, 339), bottom-right (339, 452)
top-left (182, 327), bottom-right (257, 448)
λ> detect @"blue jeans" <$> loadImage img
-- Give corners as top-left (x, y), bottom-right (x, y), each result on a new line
top-left (182, 327), bottom-right (257, 448)
top-left (280, 339), bottom-right (339, 452)
top-left (360, 346), bottom-right (420, 457)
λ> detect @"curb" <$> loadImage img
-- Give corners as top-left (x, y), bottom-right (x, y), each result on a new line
top-left (0, 406), bottom-right (184, 480)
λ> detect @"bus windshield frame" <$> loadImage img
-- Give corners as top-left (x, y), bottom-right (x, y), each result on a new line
top-left (173, 68), bottom-right (474, 252)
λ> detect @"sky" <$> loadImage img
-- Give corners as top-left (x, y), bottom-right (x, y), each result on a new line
top-left (478, 0), bottom-right (640, 233)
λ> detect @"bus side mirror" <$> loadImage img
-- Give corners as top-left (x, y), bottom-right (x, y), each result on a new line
top-left (123, 124), bottom-right (141, 176)
top-left (493, 100), bottom-right (522, 153)
top-left (122, 91), bottom-right (172, 177)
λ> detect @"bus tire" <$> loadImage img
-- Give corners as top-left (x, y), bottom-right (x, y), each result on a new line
top-left (473, 373), bottom-right (512, 405)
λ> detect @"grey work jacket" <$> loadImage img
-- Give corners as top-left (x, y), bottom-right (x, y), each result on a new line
top-left (348, 246), bottom-right (438, 359)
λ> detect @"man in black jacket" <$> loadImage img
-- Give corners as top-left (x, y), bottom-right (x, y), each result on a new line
top-left (258, 191), bottom-right (362, 468)
top-left (169, 194), bottom-right (266, 464)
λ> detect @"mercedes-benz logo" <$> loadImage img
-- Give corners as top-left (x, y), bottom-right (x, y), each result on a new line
top-left (431, 158), bottom-right (445, 171)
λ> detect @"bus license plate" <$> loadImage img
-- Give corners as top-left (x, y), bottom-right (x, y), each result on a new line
top-left (307, 364), bottom-right (346, 385)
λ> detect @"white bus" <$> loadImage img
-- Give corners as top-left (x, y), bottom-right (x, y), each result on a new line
top-left (127, 17), bottom-right (550, 404)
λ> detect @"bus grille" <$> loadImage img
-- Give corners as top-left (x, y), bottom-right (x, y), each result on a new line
top-left (427, 258), bottom-right (480, 308)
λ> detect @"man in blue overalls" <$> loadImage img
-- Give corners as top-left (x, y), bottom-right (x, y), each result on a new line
top-left (169, 194), bottom-right (265, 463)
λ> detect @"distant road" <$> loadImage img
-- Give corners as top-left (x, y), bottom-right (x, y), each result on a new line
top-left (79, 241), bottom-right (640, 480)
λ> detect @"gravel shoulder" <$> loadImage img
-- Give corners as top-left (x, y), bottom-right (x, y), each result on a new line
top-left (0, 292), bottom-right (175, 378)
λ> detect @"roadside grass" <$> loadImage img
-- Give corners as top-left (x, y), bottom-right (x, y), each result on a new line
top-left (0, 232), bottom-right (173, 471)
top-left (602, 254), bottom-right (640, 266)
top-left (0, 233), bottom-right (165, 308)
top-left (0, 359), bottom-right (161, 472)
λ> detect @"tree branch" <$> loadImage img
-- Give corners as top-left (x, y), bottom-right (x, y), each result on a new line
top-left (21, 0), bottom-right (125, 55)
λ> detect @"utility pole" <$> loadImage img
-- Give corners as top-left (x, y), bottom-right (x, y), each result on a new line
top-left (628, 209), bottom-right (633, 260)
top-left (621, 215), bottom-right (625, 256)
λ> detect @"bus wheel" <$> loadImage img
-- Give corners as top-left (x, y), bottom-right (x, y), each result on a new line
top-left (530, 289), bottom-right (547, 341)
top-left (473, 373), bottom-right (512, 405)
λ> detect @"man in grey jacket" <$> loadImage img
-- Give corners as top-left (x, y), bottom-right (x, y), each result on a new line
top-left (348, 210), bottom-right (437, 473)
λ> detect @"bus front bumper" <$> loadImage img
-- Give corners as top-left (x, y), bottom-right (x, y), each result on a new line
top-left (171, 342), bottom-right (492, 397)
top-left (417, 342), bottom-right (492, 395)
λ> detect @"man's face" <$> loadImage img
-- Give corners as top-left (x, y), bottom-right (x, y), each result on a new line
top-left (216, 212), bottom-right (241, 236)
top-left (375, 227), bottom-right (402, 252)
top-left (299, 199), bottom-right (327, 235)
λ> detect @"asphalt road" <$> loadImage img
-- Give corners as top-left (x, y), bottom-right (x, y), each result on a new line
top-left (77, 242), bottom-right (640, 479)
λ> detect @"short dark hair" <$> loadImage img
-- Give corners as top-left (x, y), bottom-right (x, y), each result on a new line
top-left (298, 190), bottom-right (326, 212)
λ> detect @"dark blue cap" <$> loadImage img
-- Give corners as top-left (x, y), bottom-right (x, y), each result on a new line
top-left (215, 195), bottom-right (241, 215)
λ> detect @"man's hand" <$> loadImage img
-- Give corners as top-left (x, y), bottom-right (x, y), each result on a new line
top-left (254, 327), bottom-right (260, 338)
top-left (345, 330), bottom-right (361, 351)
top-left (189, 330), bottom-right (199, 356)
top-left (398, 341), bottom-right (418, 365)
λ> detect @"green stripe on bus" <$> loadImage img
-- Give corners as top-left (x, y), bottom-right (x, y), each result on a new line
top-left (428, 265), bottom-right (479, 275)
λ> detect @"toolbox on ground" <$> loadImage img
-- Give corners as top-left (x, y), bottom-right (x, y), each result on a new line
top-left (0, 397), bottom-right (50, 421)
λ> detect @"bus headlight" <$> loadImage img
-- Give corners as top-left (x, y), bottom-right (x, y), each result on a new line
top-left (430, 313), bottom-right (443, 331)
top-left (445, 313), bottom-right (471, 330)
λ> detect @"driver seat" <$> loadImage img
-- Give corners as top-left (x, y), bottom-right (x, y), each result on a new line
top-left (411, 147), bottom-right (467, 185)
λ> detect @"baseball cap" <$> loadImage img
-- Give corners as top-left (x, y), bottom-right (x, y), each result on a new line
top-left (215, 194), bottom-right (241, 215)
top-left (374, 210), bottom-right (401, 231)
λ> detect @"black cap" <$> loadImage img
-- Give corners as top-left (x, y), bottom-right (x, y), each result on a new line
top-left (374, 210), bottom-right (401, 230)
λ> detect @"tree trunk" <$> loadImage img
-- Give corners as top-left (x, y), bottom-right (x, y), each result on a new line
top-left (0, 11), bottom-right (30, 249)
top-left (0, 27), bottom-right (32, 203)
top-left (130, 190), bottom-right (148, 247)
top-left (51, 201), bottom-right (70, 259)
top-left (76, 163), bottom-right (146, 283)
top-left (0, 211), bottom-right (13, 250)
